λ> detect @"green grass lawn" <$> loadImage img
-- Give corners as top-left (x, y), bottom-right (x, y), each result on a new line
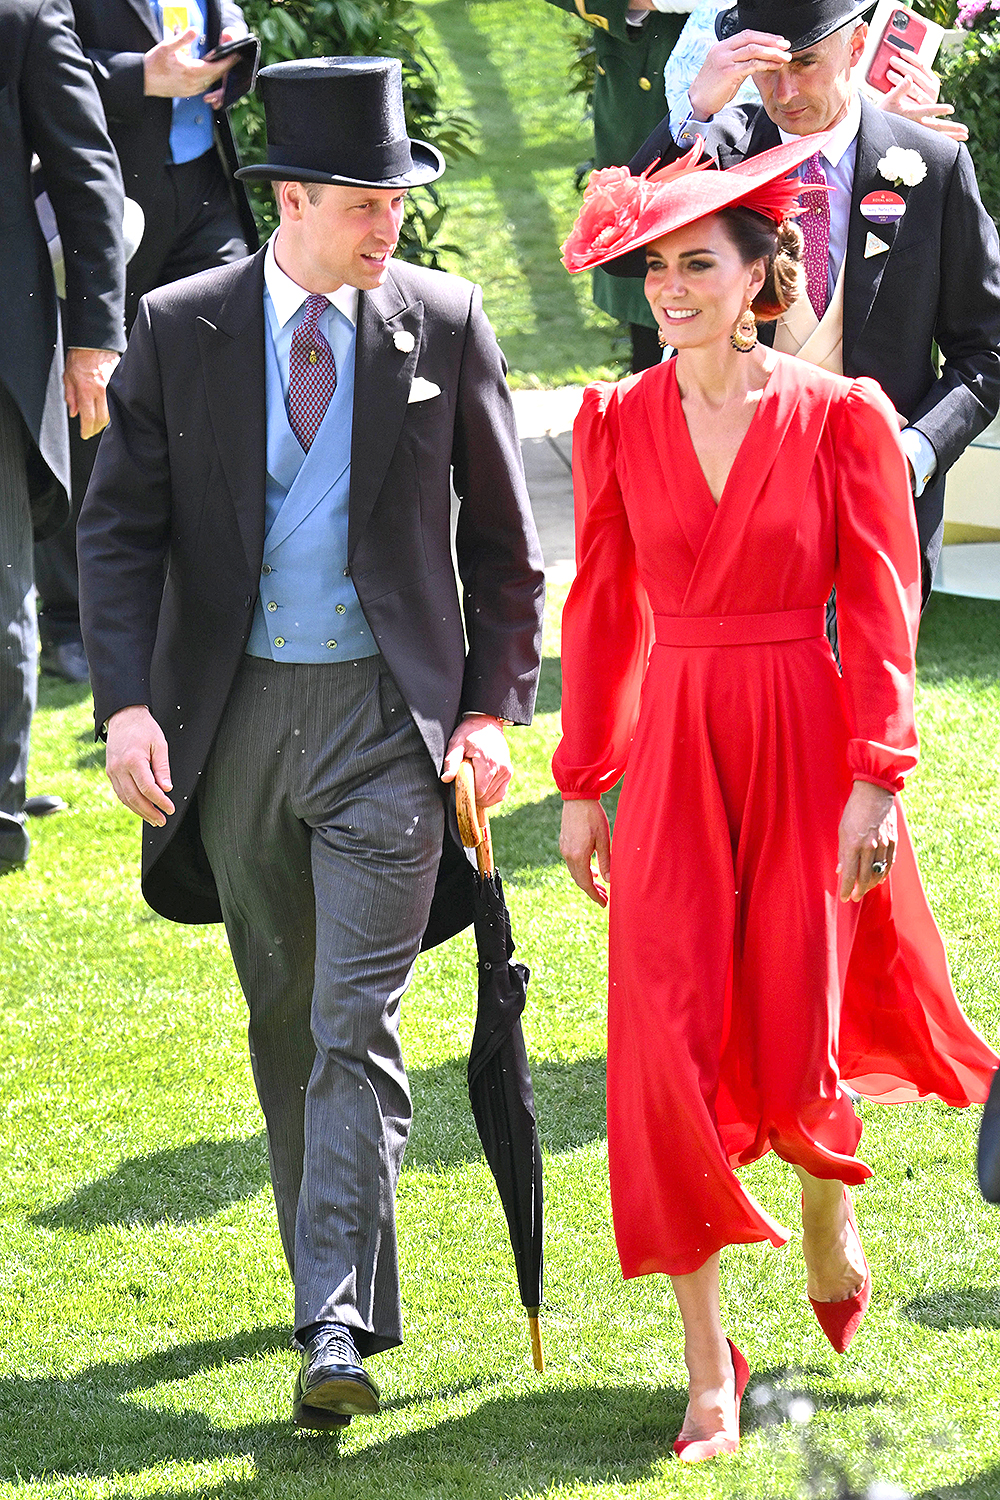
top-left (415, 0), bottom-right (622, 387)
top-left (2, 585), bottom-right (999, 1498)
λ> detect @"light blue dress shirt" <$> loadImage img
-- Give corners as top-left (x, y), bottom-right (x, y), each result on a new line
top-left (155, 0), bottom-right (215, 164)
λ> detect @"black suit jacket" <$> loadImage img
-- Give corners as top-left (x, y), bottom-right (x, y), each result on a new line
top-left (630, 99), bottom-right (1000, 595)
top-left (77, 251), bottom-right (545, 925)
top-left (0, 0), bottom-right (125, 535)
top-left (70, 0), bottom-right (258, 255)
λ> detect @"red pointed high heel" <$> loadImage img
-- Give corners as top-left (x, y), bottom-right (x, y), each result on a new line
top-left (672, 1339), bottom-right (750, 1462)
top-left (807, 1188), bottom-right (871, 1354)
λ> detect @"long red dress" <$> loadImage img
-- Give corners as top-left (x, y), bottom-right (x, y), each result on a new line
top-left (552, 353), bottom-right (997, 1279)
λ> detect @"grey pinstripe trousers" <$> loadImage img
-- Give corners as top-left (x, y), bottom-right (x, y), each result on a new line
top-left (0, 383), bottom-right (35, 867)
top-left (199, 653), bottom-right (443, 1356)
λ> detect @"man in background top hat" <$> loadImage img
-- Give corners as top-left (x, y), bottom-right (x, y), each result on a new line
top-left (628, 0), bottom-right (1000, 602)
top-left (0, 0), bottom-right (125, 874)
top-left (35, 0), bottom-right (259, 686)
top-left (77, 56), bottom-right (544, 1428)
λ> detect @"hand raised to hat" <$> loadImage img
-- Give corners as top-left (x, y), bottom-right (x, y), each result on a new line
top-left (688, 29), bottom-right (792, 120)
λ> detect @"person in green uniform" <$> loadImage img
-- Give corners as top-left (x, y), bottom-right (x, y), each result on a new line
top-left (546, 0), bottom-right (691, 369)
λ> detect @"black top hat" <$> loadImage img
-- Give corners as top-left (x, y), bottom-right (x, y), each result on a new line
top-left (715, 0), bottom-right (875, 53)
top-left (234, 57), bottom-right (445, 189)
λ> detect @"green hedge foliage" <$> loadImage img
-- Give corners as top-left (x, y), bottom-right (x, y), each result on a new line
top-left (230, 0), bottom-right (473, 263)
top-left (939, 23), bottom-right (1000, 224)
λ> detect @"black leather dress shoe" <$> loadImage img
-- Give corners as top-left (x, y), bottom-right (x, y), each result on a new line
top-left (24, 794), bottom-right (66, 817)
top-left (292, 1324), bottom-right (380, 1429)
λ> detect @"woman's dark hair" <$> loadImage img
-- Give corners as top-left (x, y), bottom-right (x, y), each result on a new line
top-left (716, 205), bottom-right (804, 322)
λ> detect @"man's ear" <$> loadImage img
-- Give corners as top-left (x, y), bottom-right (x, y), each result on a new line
top-left (277, 180), bottom-right (308, 222)
top-left (849, 22), bottom-right (868, 69)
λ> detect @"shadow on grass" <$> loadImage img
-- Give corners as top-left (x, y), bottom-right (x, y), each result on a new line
top-left (31, 1133), bottom-right (270, 1232)
top-left (917, 594), bottom-right (1000, 686)
top-left (35, 675), bottom-right (92, 711)
top-left (75, 740), bottom-right (105, 769)
top-left (31, 1051), bottom-right (605, 1232)
top-left (534, 655), bottom-right (561, 716)
top-left (901, 1283), bottom-right (1000, 1330)
top-left (408, 1055), bottom-right (606, 1169)
top-left (0, 1340), bottom-right (893, 1494)
top-left (491, 791), bottom-right (564, 873)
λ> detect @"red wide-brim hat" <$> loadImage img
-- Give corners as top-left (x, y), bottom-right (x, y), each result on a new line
top-left (562, 131), bottom-right (832, 279)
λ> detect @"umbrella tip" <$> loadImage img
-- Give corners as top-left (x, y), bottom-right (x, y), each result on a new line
top-left (527, 1312), bottom-right (544, 1372)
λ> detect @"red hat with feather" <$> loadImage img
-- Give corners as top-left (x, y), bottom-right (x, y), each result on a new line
top-left (562, 133), bottom-right (832, 278)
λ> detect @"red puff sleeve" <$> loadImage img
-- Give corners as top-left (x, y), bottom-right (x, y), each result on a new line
top-left (833, 378), bottom-right (922, 794)
top-left (552, 383), bottom-right (655, 800)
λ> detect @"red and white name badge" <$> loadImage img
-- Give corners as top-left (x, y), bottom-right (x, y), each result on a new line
top-left (859, 191), bottom-right (906, 225)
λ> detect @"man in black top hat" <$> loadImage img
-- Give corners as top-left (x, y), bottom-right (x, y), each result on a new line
top-left (78, 56), bottom-right (544, 1427)
top-left (629, 0), bottom-right (1000, 602)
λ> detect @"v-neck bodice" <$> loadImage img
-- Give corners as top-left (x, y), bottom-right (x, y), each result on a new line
top-left (619, 353), bottom-right (836, 619)
top-left (666, 359), bottom-right (776, 516)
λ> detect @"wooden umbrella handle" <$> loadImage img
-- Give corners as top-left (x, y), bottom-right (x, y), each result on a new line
top-left (455, 759), bottom-right (494, 877)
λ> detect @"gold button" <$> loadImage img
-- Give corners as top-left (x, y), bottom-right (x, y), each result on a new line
top-left (336, 603), bottom-right (346, 614)
top-left (274, 637), bottom-right (285, 648)
top-left (266, 601), bottom-right (277, 612)
top-left (326, 640), bottom-right (337, 649)
top-left (308, 349), bottom-right (318, 364)
top-left (639, 76), bottom-right (651, 91)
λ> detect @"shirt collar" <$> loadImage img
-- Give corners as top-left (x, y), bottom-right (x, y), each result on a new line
top-left (777, 92), bottom-right (861, 168)
top-left (264, 232), bottom-right (359, 328)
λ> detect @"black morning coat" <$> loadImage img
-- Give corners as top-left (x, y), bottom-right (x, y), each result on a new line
top-left (70, 0), bottom-right (259, 256)
top-left (0, 0), bottom-right (125, 535)
top-left (77, 251), bottom-right (546, 927)
top-left (630, 97), bottom-right (1000, 599)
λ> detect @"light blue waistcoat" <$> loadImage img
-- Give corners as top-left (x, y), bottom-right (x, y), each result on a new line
top-left (246, 307), bottom-right (378, 662)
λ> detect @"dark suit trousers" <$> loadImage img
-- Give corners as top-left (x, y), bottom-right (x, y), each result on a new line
top-left (0, 383), bottom-right (34, 864)
top-left (198, 653), bottom-right (444, 1357)
top-left (35, 148), bottom-right (248, 646)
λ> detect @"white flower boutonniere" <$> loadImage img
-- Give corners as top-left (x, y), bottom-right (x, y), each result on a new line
top-left (393, 330), bottom-right (416, 354)
top-left (877, 147), bottom-right (927, 189)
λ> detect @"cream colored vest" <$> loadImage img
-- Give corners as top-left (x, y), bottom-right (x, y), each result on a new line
top-left (772, 258), bottom-right (846, 374)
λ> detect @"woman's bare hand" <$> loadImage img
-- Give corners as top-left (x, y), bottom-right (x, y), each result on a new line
top-left (560, 799), bottom-right (611, 907)
top-left (837, 780), bottom-right (896, 903)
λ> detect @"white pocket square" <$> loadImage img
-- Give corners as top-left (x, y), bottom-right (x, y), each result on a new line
top-left (407, 377), bottom-right (442, 404)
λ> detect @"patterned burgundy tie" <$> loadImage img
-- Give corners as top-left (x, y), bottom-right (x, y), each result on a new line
top-left (287, 294), bottom-right (336, 451)
top-left (799, 153), bottom-right (831, 321)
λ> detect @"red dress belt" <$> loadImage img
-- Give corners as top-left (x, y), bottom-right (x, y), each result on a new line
top-left (653, 607), bottom-right (826, 647)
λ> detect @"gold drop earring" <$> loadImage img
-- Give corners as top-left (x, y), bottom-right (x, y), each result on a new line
top-left (729, 306), bottom-right (757, 353)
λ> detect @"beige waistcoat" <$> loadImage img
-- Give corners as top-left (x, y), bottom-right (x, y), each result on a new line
top-left (771, 259), bottom-right (847, 374)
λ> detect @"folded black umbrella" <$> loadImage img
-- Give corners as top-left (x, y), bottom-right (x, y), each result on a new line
top-left (456, 762), bottom-right (544, 1370)
top-left (977, 1065), bottom-right (1000, 1202)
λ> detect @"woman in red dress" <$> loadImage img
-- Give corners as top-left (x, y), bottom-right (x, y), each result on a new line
top-left (553, 138), bottom-right (997, 1461)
